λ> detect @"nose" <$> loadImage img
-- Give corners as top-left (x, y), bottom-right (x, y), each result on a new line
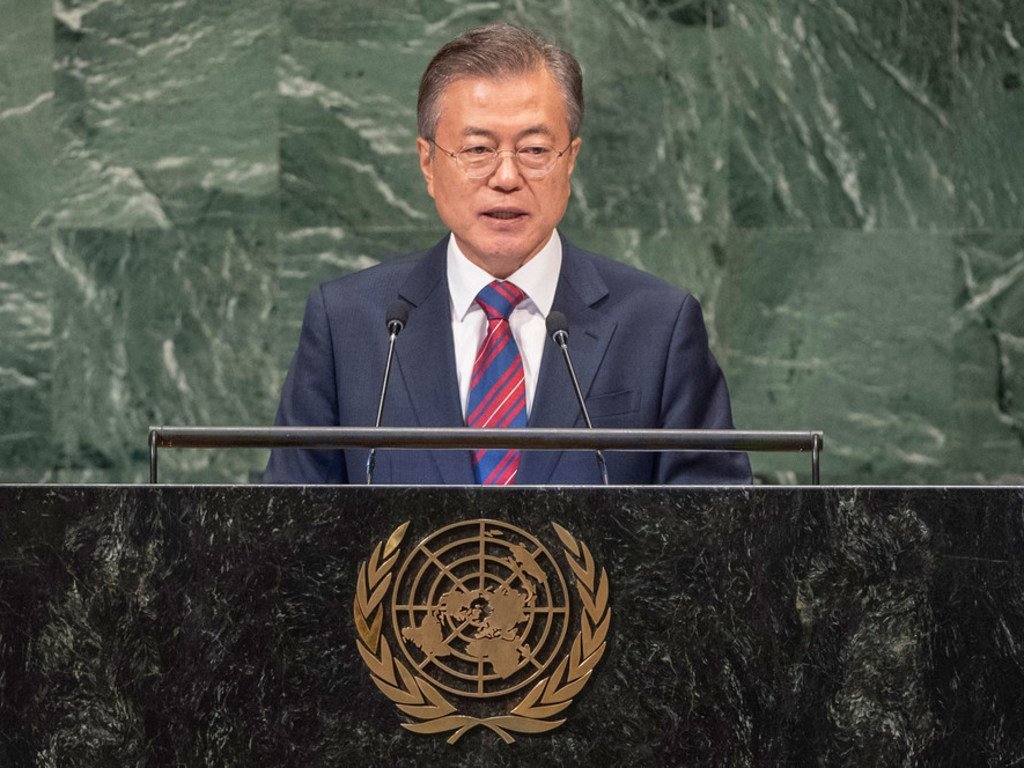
top-left (488, 150), bottom-right (523, 190)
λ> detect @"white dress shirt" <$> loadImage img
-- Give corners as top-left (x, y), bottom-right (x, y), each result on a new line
top-left (447, 231), bottom-right (562, 420)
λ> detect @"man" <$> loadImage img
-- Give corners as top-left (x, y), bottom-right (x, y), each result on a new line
top-left (265, 24), bottom-right (751, 485)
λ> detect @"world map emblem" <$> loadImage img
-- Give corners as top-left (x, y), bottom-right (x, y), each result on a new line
top-left (353, 519), bottom-right (611, 744)
top-left (393, 520), bottom-right (570, 698)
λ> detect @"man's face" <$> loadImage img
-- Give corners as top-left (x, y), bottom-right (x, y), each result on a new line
top-left (417, 67), bottom-right (581, 279)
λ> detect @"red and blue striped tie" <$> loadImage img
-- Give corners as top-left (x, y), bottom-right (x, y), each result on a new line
top-left (467, 280), bottom-right (527, 485)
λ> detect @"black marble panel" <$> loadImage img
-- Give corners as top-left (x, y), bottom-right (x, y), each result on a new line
top-left (1, 486), bottom-right (1023, 766)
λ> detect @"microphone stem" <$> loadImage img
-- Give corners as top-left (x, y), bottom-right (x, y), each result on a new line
top-left (366, 330), bottom-right (399, 484)
top-left (558, 342), bottom-right (592, 428)
top-left (556, 337), bottom-right (610, 486)
top-left (375, 331), bottom-right (398, 428)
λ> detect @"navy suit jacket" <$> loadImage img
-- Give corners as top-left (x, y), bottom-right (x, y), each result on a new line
top-left (264, 235), bottom-right (752, 485)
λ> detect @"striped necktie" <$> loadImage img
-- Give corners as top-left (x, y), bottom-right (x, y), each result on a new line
top-left (467, 280), bottom-right (528, 485)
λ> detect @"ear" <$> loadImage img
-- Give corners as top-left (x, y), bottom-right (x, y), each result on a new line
top-left (417, 137), bottom-right (435, 198)
top-left (565, 137), bottom-right (582, 177)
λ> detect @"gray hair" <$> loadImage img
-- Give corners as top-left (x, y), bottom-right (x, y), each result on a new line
top-left (417, 23), bottom-right (584, 141)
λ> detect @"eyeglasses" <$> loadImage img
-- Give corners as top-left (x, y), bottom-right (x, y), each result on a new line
top-left (431, 140), bottom-right (574, 179)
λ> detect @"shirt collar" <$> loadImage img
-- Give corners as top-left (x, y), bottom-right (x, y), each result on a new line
top-left (447, 230), bottom-right (562, 321)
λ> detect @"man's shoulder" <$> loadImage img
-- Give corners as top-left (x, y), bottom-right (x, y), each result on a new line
top-left (563, 239), bottom-right (695, 307)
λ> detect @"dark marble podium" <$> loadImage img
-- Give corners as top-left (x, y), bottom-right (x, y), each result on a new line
top-left (1, 485), bottom-right (1023, 766)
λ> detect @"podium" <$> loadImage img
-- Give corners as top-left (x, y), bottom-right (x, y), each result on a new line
top-left (2, 484), bottom-right (1023, 765)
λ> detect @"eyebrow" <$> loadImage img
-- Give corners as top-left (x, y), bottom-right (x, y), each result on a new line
top-left (460, 125), bottom-right (556, 141)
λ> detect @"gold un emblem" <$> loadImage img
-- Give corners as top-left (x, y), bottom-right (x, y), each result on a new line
top-left (353, 519), bottom-right (611, 744)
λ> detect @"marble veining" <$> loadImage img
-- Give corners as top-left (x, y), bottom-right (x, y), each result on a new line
top-left (1, 485), bottom-right (1023, 765)
top-left (0, 0), bottom-right (1022, 483)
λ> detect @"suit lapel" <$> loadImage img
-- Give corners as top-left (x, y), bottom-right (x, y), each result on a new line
top-left (394, 239), bottom-right (475, 484)
top-left (520, 240), bottom-right (616, 485)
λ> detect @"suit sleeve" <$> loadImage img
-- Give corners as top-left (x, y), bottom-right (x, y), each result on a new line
top-left (654, 294), bottom-right (752, 484)
top-left (263, 286), bottom-right (349, 484)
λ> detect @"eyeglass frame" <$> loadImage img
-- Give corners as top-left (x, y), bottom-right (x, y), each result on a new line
top-left (430, 138), bottom-right (576, 179)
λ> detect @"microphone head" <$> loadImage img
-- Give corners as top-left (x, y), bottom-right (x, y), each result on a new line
top-left (385, 300), bottom-right (411, 334)
top-left (546, 311), bottom-right (569, 341)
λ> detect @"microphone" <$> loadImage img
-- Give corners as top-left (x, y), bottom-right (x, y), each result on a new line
top-left (385, 300), bottom-right (409, 336)
top-left (366, 300), bottom-right (411, 484)
top-left (546, 311), bottom-right (609, 486)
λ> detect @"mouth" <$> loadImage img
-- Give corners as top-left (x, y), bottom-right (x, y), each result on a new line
top-left (482, 208), bottom-right (527, 221)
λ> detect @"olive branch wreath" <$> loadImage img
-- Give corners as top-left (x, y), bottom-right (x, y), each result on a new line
top-left (353, 520), bottom-right (610, 745)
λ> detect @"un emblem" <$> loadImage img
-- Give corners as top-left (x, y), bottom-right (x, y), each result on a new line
top-left (353, 519), bottom-right (611, 744)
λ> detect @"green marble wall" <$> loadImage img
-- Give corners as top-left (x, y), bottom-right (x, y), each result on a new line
top-left (1, 0), bottom-right (1021, 484)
